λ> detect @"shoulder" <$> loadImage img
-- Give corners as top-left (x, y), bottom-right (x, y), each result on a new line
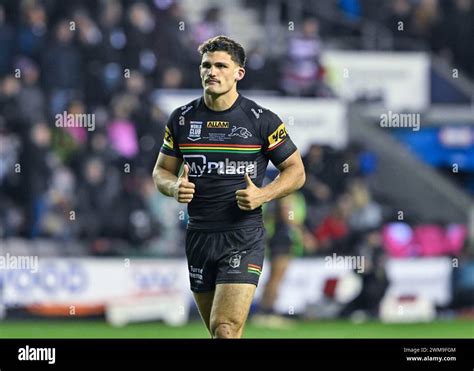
top-left (168, 97), bottom-right (201, 122)
top-left (239, 95), bottom-right (281, 125)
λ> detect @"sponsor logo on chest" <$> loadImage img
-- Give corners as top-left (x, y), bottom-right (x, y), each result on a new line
top-left (207, 121), bottom-right (229, 129)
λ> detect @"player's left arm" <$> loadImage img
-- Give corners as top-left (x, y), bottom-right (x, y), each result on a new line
top-left (236, 150), bottom-right (305, 211)
top-left (236, 111), bottom-right (305, 211)
top-left (262, 150), bottom-right (305, 201)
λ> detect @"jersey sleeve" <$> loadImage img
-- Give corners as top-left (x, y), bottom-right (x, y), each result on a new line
top-left (160, 110), bottom-right (183, 158)
top-left (261, 111), bottom-right (297, 166)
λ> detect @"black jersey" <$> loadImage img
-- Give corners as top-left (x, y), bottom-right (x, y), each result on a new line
top-left (160, 94), bottom-right (297, 231)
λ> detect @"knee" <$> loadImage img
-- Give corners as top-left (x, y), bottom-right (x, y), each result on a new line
top-left (211, 322), bottom-right (240, 339)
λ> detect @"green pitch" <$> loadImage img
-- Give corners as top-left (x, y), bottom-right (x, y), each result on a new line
top-left (0, 319), bottom-right (472, 338)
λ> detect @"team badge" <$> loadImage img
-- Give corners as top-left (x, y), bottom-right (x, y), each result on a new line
top-left (229, 254), bottom-right (241, 269)
top-left (187, 121), bottom-right (202, 141)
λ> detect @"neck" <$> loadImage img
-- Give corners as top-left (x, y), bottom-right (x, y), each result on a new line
top-left (203, 89), bottom-right (239, 111)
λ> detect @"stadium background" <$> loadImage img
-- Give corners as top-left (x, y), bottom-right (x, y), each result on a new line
top-left (0, 0), bottom-right (473, 338)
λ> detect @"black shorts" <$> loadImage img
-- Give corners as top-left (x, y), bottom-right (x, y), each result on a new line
top-left (185, 227), bottom-right (266, 293)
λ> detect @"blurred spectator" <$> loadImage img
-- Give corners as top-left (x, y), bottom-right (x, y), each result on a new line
top-left (0, 76), bottom-right (23, 131)
top-left (281, 18), bottom-right (329, 97)
top-left (0, 121), bottom-right (22, 237)
top-left (441, 0), bottom-right (474, 76)
top-left (107, 93), bottom-right (139, 159)
top-left (384, 0), bottom-right (416, 48)
top-left (73, 8), bottom-right (105, 106)
top-left (191, 7), bottom-right (227, 51)
top-left (347, 178), bottom-right (383, 233)
top-left (41, 19), bottom-right (83, 114)
top-left (15, 57), bottom-right (46, 124)
top-left (75, 156), bottom-right (121, 242)
top-left (141, 175), bottom-right (186, 256)
top-left (41, 166), bottom-right (77, 239)
top-left (95, 0), bottom-right (126, 98)
top-left (302, 144), bottom-right (341, 231)
top-left (238, 43), bottom-right (279, 91)
top-left (17, 3), bottom-right (48, 62)
top-left (74, 8), bottom-right (102, 48)
top-left (302, 144), bottom-right (334, 205)
top-left (124, 2), bottom-right (157, 74)
top-left (19, 121), bottom-right (55, 237)
top-left (63, 99), bottom-right (89, 145)
top-left (412, 0), bottom-right (439, 39)
top-left (451, 251), bottom-right (474, 309)
top-left (161, 66), bottom-right (184, 89)
top-left (252, 193), bottom-right (308, 326)
top-left (0, 5), bottom-right (15, 75)
top-left (152, 2), bottom-right (189, 80)
top-left (340, 229), bottom-right (389, 318)
top-left (312, 194), bottom-right (353, 255)
top-left (98, 0), bottom-right (125, 63)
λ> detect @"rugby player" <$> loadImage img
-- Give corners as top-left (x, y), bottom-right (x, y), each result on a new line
top-left (152, 36), bottom-right (305, 338)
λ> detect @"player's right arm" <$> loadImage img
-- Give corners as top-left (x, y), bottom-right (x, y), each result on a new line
top-left (152, 153), bottom-right (194, 203)
top-left (152, 112), bottom-right (195, 203)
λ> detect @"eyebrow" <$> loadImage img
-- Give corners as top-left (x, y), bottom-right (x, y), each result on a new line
top-left (201, 61), bottom-right (230, 66)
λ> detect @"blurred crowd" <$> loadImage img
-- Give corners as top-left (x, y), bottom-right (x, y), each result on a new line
top-left (0, 0), bottom-right (331, 99)
top-left (0, 0), bottom-right (197, 254)
top-left (376, 0), bottom-right (473, 76)
top-left (0, 0), bottom-right (471, 259)
top-left (249, 0), bottom-right (474, 77)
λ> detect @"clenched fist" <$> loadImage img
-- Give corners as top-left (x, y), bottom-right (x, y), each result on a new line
top-left (173, 164), bottom-right (195, 203)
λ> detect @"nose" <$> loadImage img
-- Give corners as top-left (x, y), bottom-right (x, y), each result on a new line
top-left (208, 65), bottom-right (217, 77)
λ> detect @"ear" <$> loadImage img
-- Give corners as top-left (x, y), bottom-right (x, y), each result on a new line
top-left (235, 67), bottom-right (245, 81)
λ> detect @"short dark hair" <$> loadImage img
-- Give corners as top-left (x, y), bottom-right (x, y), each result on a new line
top-left (198, 35), bottom-right (246, 67)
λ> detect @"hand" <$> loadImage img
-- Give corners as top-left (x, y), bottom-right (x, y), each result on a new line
top-left (235, 173), bottom-right (265, 211)
top-left (173, 164), bottom-right (195, 203)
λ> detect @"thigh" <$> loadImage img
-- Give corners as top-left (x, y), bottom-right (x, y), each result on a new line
top-left (185, 230), bottom-right (217, 292)
top-left (210, 283), bottom-right (256, 336)
top-left (192, 290), bottom-right (215, 335)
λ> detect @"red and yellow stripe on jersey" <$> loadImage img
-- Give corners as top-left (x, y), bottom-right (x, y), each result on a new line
top-left (179, 143), bottom-right (261, 154)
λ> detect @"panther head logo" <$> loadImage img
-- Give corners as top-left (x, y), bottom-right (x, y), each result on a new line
top-left (228, 126), bottom-right (252, 139)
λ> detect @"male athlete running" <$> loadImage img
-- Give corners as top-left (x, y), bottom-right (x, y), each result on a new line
top-left (152, 36), bottom-right (305, 338)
